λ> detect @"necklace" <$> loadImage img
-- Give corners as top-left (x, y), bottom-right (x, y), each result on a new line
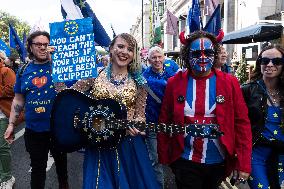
top-left (268, 90), bottom-right (280, 104)
top-left (110, 73), bottom-right (128, 86)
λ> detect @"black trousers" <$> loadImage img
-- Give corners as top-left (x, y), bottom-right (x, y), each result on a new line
top-left (170, 158), bottom-right (225, 189)
top-left (24, 128), bottom-right (68, 189)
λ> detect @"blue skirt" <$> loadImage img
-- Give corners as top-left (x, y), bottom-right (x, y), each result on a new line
top-left (83, 135), bottom-right (160, 189)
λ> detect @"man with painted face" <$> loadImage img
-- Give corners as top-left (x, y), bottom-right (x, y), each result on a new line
top-left (157, 31), bottom-right (252, 189)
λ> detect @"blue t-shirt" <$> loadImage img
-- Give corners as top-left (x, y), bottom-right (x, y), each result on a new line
top-left (14, 61), bottom-right (56, 132)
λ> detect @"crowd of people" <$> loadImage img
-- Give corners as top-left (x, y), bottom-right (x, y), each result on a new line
top-left (0, 26), bottom-right (283, 189)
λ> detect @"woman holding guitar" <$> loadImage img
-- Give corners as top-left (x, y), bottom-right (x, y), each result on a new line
top-left (72, 33), bottom-right (159, 189)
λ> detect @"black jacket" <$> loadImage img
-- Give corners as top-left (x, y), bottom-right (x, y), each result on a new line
top-left (241, 80), bottom-right (268, 145)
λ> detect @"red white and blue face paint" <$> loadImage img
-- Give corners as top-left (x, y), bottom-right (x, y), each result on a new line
top-left (189, 37), bottom-right (215, 73)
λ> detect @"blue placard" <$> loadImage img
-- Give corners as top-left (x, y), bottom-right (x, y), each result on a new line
top-left (50, 17), bottom-right (97, 82)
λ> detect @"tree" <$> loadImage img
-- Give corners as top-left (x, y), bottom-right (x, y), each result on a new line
top-left (0, 11), bottom-right (31, 57)
top-left (235, 53), bottom-right (249, 84)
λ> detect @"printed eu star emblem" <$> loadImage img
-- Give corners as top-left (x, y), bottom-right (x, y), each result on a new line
top-left (257, 183), bottom-right (263, 188)
top-left (273, 112), bottom-right (278, 118)
top-left (274, 130), bottom-right (278, 135)
top-left (83, 126), bottom-right (88, 132)
top-left (103, 135), bottom-right (109, 140)
top-left (89, 106), bottom-right (94, 111)
top-left (216, 95), bottom-right (225, 104)
top-left (95, 136), bottom-right (101, 142)
top-left (88, 133), bottom-right (92, 139)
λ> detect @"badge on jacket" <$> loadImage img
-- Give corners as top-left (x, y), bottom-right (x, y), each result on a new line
top-left (216, 95), bottom-right (225, 104)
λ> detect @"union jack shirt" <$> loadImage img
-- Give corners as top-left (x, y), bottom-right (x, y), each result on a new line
top-left (181, 72), bottom-right (225, 164)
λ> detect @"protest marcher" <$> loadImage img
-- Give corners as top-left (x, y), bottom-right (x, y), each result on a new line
top-left (4, 31), bottom-right (69, 189)
top-left (0, 50), bottom-right (16, 189)
top-left (242, 44), bottom-right (284, 189)
top-left (143, 45), bottom-right (179, 188)
top-left (214, 45), bottom-right (230, 73)
top-left (72, 33), bottom-right (160, 189)
top-left (157, 30), bottom-right (252, 189)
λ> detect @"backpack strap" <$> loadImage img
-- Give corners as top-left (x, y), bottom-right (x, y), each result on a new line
top-left (19, 61), bottom-right (31, 77)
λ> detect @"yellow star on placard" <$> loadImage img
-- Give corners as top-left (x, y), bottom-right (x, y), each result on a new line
top-left (258, 183), bottom-right (263, 188)
top-left (273, 113), bottom-right (278, 118)
top-left (39, 69), bottom-right (43, 72)
top-left (278, 168), bottom-right (283, 172)
top-left (33, 72), bottom-right (37, 74)
top-left (274, 130), bottom-right (278, 135)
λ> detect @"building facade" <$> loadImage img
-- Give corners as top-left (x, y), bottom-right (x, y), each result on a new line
top-left (130, 0), bottom-right (283, 70)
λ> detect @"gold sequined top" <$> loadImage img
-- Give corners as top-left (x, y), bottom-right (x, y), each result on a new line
top-left (91, 71), bottom-right (137, 109)
top-left (72, 70), bottom-right (147, 121)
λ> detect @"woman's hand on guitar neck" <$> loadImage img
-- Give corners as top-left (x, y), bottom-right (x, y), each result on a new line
top-left (126, 126), bottom-right (146, 136)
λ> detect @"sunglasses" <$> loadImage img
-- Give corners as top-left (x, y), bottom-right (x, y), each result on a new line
top-left (260, 57), bottom-right (284, 66)
top-left (191, 50), bottom-right (215, 58)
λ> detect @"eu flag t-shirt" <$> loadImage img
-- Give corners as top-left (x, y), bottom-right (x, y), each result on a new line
top-left (14, 61), bottom-right (56, 132)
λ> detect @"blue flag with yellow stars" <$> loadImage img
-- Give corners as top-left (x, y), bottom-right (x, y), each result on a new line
top-left (9, 23), bottom-right (26, 62)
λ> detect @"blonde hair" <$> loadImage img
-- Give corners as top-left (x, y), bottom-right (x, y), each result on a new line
top-left (110, 33), bottom-right (141, 74)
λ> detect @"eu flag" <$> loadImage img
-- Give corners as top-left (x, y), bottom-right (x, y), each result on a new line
top-left (9, 24), bottom-right (26, 62)
top-left (187, 0), bottom-right (203, 33)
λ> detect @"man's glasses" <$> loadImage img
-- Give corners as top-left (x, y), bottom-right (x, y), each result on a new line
top-left (260, 57), bottom-right (284, 66)
top-left (191, 50), bottom-right (215, 58)
top-left (32, 42), bottom-right (49, 48)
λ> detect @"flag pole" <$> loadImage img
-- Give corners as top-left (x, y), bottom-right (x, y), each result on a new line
top-left (141, 0), bottom-right (144, 49)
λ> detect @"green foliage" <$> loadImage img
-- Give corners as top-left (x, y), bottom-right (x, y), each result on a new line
top-left (0, 11), bottom-right (31, 44)
top-left (235, 54), bottom-right (249, 84)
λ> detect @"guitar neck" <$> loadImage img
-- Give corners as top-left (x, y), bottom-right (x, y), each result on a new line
top-left (104, 118), bottom-right (222, 137)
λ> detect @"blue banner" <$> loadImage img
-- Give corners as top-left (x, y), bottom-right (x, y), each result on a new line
top-left (50, 17), bottom-right (97, 82)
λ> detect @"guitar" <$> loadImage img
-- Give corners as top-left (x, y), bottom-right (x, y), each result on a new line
top-left (51, 89), bottom-right (223, 152)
